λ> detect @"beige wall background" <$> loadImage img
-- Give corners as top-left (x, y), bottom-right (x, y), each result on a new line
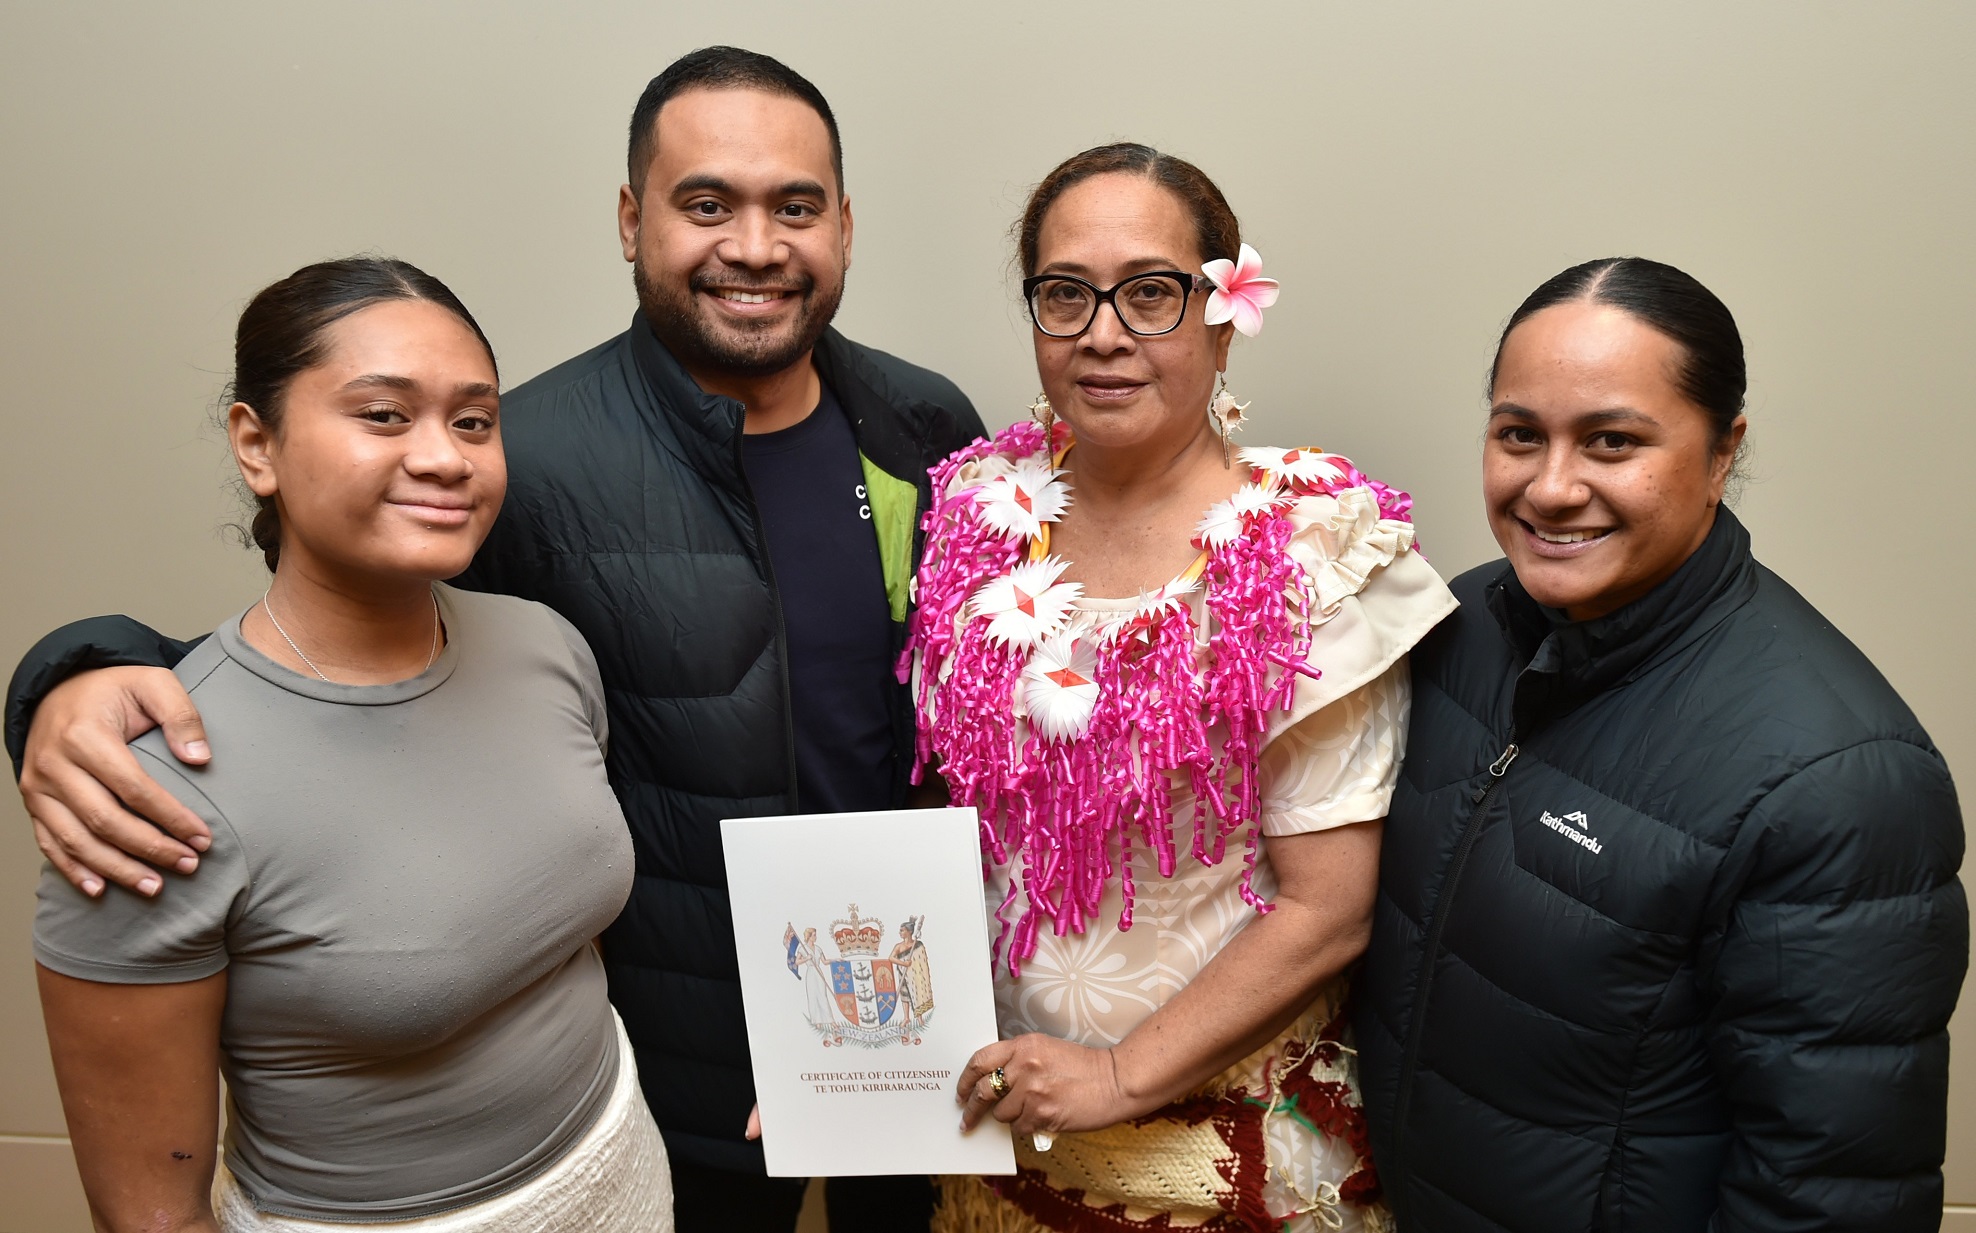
top-left (2, 2), bottom-right (1971, 1228)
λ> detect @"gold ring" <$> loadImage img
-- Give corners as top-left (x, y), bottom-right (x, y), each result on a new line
top-left (988, 1067), bottom-right (1011, 1099)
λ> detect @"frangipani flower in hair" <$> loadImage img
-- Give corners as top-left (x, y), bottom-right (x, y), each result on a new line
top-left (1202, 244), bottom-right (1280, 337)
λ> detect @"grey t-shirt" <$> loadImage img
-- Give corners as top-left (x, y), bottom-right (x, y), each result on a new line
top-left (34, 585), bottom-right (635, 1220)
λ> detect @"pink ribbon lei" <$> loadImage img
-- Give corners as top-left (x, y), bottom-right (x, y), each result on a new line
top-left (901, 423), bottom-right (1413, 975)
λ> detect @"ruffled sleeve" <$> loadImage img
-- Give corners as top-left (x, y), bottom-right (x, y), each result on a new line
top-left (1260, 660), bottom-right (1409, 835)
top-left (1265, 484), bottom-right (1458, 740)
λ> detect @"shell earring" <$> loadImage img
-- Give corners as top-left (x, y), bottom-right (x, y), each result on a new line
top-left (1029, 392), bottom-right (1055, 437)
top-left (1207, 374), bottom-right (1249, 467)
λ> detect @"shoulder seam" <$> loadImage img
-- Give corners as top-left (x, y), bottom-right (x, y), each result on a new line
top-left (178, 651), bottom-right (226, 696)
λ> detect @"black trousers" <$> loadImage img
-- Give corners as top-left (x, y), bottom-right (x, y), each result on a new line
top-left (669, 1159), bottom-right (935, 1233)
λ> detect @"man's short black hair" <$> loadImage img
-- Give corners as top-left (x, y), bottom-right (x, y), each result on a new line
top-left (627, 46), bottom-right (843, 196)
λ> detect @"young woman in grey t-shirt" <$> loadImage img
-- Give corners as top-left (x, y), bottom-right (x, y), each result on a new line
top-left (33, 259), bottom-right (674, 1230)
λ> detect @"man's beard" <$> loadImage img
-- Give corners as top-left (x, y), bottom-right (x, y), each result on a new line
top-left (634, 257), bottom-right (844, 379)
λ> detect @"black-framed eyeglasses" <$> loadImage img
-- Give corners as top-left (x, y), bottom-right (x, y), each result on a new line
top-left (1021, 270), bottom-right (1211, 338)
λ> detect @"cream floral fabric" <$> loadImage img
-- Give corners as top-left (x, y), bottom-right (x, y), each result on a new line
top-left (976, 479), bottom-right (1456, 1232)
top-left (1261, 661), bottom-right (1412, 839)
top-left (989, 663), bottom-right (1407, 1049)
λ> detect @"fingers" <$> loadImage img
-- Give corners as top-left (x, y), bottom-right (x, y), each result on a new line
top-left (955, 1040), bottom-right (1016, 1104)
top-left (78, 738), bottom-right (210, 853)
top-left (959, 1070), bottom-right (1006, 1132)
top-left (104, 676), bottom-right (213, 847)
top-left (27, 733), bottom-right (208, 866)
top-left (24, 668), bottom-right (212, 850)
top-left (744, 1104), bottom-right (762, 1141)
top-left (24, 792), bottom-right (165, 897)
top-left (960, 1063), bottom-right (1050, 1134)
top-left (990, 1086), bottom-right (1032, 1127)
top-left (32, 740), bottom-right (201, 867)
top-left (958, 1036), bottom-right (1093, 1137)
top-left (133, 675), bottom-right (211, 767)
top-left (32, 816), bottom-right (104, 898)
top-left (955, 1041), bottom-right (1018, 1130)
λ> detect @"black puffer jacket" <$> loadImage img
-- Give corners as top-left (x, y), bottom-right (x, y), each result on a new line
top-left (452, 317), bottom-right (980, 1170)
top-left (1355, 509), bottom-right (1966, 1232)
top-left (6, 315), bottom-right (984, 1174)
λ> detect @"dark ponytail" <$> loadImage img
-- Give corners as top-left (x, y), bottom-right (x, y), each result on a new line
top-left (226, 257), bottom-right (494, 570)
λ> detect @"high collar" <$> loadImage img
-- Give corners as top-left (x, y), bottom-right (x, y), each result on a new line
top-left (625, 312), bottom-right (749, 493)
top-left (1485, 506), bottom-right (1759, 734)
top-left (624, 313), bottom-right (879, 497)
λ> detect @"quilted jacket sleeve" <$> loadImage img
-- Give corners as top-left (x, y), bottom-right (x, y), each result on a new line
top-left (1700, 739), bottom-right (1967, 1232)
top-left (7, 617), bottom-right (200, 778)
top-left (450, 457), bottom-right (547, 604)
top-left (939, 394), bottom-right (986, 455)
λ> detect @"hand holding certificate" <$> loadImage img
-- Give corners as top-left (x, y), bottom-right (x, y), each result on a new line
top-left (722, 808), bottom-right (1015, 1177)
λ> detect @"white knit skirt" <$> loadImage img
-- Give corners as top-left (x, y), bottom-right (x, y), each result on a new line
top-left (214, 1012), bottom-right (673, 1232)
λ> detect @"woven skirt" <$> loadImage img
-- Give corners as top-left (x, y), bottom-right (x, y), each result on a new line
top-left (931, 1004), bottom-right (1391, 1233)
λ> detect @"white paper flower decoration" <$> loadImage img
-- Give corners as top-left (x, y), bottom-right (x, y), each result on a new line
top-left (1195, 482), bottom-right (1288, 549)
top-left (1098, 572), bottom-right (1203, 647)
top-left (1237, 446), bottom-right (1347, 489)
top-left (969, 557), bottom-right (1084, 649)
top-left (1142, 571), bottom-right (1202, 615)
top-left (1195, 498), bottom-right (1244, 550)
top-left (1229, 482), bottom-right (1289, 518)
top-left (973, 456), bottom-right (1071, 541)
top-left (1022, 635), bottom-right (1101, 742)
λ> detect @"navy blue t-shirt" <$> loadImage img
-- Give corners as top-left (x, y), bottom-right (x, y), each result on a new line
top-left (741, 383), bottom-right (897, 814)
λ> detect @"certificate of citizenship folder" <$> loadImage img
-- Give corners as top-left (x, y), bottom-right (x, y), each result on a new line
top-left (722, 807), bottom-right (1016, 1177)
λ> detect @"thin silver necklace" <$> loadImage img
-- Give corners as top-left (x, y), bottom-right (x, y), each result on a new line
top-left (262, 588), bottom-right (440, 683)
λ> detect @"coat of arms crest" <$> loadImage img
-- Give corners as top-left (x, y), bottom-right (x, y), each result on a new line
top-left (783, 904), bottom-right (935, 1048)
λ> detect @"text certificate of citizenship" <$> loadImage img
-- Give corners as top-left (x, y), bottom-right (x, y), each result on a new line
top-left (722, 807), bottom-right (1015, 1177)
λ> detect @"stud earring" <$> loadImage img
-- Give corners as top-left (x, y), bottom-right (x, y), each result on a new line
top-left (1207, 374), bottom-right (1248, 467)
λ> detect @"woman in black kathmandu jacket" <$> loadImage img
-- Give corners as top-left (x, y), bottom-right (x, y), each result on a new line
top-left (1356, 257), bottom-right (1966, 1232)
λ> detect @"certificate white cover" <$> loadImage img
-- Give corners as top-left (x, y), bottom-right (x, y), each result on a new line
top-left (722, 807), bottom-right (1015, 1177)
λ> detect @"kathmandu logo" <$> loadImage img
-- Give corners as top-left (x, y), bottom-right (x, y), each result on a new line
top-left (1539, 809), bottom-right (1602, 856)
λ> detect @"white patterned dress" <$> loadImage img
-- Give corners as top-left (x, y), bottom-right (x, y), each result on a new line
top-left (934, 480), bottom-right (1458, 1233)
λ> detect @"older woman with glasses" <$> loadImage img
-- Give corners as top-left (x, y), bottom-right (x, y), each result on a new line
top-left (908, 143), bottom-right (1456, 1233)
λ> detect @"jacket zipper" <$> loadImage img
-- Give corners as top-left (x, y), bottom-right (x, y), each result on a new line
top-left (732, 428), bottom-right (801, 813)
top-left (1389, 738), bottom-right (1519, 1172)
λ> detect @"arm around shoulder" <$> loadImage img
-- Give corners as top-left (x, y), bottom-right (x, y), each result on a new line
top-left (8, 616), bottom-right (200, 775)
top-left (1701, 739), bottom-right (1966, 1232)
top-left (16, 627), bottom-right (216, 897)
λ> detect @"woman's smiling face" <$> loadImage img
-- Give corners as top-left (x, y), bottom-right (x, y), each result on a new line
top-left (1028, 172), bottom-right (1232, 453)
top-left (1485, 300), bottom-right (1744, 621)
top-left (232, 298), bottom-right (506, 586)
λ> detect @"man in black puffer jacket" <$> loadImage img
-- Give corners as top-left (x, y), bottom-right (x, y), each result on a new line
top-left (1357, 507), bottom-right (1966, 1231)
top-left (9, 48), bottom-right (982, 1233)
